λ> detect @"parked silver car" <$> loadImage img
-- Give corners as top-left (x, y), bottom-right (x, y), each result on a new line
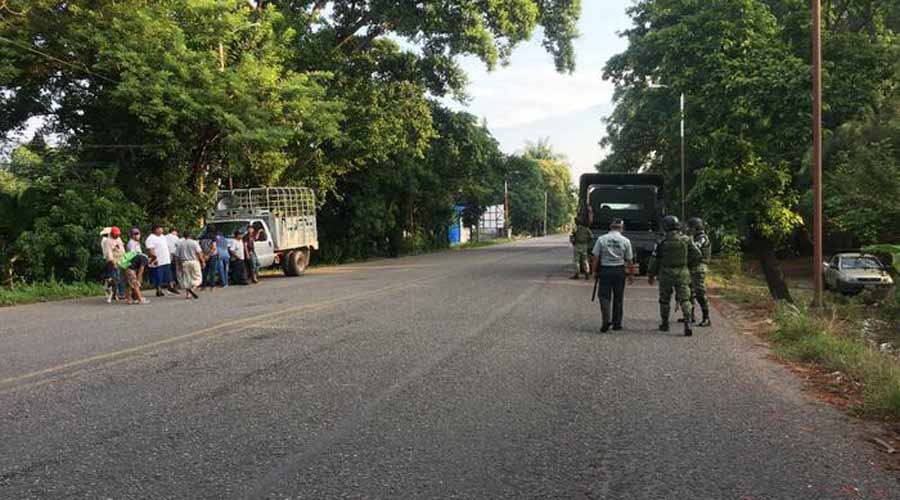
top-left (823, 252), bottom-right (894, 296)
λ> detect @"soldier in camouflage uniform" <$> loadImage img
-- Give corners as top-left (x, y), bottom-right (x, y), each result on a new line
top-left (647, 215), bottom-right (702, 337)
top-left (687, 217), bottom-right (712, 327)
top-left (570, 211), bottom-right (592, 280)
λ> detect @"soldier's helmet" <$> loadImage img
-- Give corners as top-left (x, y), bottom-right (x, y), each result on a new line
top-left (662, 215), bottom-right (681, 232)
top-left (687, 217), bottom-right (704, 232)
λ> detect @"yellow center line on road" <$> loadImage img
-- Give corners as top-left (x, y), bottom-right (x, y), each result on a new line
top-left (0, 271), bottom-right (453, 394)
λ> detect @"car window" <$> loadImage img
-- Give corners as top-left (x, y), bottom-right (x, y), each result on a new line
top-left (840, 257), bottom-right (882, 270)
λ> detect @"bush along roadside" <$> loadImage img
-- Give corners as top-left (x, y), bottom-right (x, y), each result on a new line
top-left (0, 280), bottom-right (104, 307)
top-left (772, 303), bottom-right (900, 419)
top-left (708, 256), bottom-right (900, 421)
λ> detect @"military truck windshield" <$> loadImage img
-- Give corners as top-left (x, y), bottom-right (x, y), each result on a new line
top-left (599, 203), bottom-right (643, 211)
top-left (588, 185), bottom-right (658, 231)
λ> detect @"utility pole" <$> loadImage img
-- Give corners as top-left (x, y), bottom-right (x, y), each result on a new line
top-left (504, 180), bottom-right (510, 238)
top-left (812, 0), bottom-right (824, 309)
top-left (543, 191), bottom-right (548, 236)
top-left (680, 92), bottom-right (686, 222)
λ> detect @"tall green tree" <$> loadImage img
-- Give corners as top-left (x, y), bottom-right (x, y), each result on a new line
top-left (599, 0), bottom-right (898, 301)
top-left (523, 139), bottom-right (576, 233)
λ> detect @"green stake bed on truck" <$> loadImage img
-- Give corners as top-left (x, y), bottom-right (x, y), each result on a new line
top-left (578, 173), bottom-right (665, 274)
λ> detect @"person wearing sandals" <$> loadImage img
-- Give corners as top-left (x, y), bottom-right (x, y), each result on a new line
top-left (125, 253), bottom-right (150, 305)
top-left (176, 231), bottom-right (205, 300)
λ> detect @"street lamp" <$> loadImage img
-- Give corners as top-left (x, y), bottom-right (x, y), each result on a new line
top-left (649, 83), bottom-right (686, 222)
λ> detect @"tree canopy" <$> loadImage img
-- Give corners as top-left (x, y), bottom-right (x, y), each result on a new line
top-left (0, 0), bottom-right (583, 281)
top-left (598, 0), bottom-right (900, 300)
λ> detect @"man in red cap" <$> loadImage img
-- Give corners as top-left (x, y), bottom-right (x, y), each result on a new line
top-left (102, 226), bottom-right (126, 302)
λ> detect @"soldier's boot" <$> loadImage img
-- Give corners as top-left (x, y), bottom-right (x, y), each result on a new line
top-left (684, 321), bottom-right (693, 337)
top-left (698, 311), bottom-right (711, 327)
top-left (659, 303), bottom-right (670, 332)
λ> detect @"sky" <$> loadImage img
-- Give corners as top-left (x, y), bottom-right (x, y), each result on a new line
top-left (445, 1), bottom-right (633, 182)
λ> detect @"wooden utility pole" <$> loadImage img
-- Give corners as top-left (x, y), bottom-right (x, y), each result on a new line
top-left (812, 0), bottom-right (824, 309)
top-left (680, 92), bottom-right (686, 222)
top-left (543, 191), bottom-right (548, 236)
top-left (504, 180), bottom-right (510, 238)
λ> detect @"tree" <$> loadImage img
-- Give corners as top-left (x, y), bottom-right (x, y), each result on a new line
top-left (818, 99), bottom-right (900, 246)
top-left (507, 155), bottom-right (546, 235)
top-left (0, 0), bottom-right (584, 279)
top-left (523, 139), bottom-right (576, 233)
top-left (599, 0), bottom-right (898, 301)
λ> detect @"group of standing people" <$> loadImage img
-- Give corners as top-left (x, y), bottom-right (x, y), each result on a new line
top-left (198, 226), bottom-right (262, 289)
top-left (571, 212), bottom-right (712, 337)
top-left (100, 224), bottom-right (263, 305)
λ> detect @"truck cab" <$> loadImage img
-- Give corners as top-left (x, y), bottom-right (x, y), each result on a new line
top-left (578, 173), bottom-right (665, 273)
top-left (199, 219), bottom-right (278, 268)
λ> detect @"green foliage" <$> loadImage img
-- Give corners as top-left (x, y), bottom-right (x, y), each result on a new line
top-left (816, 101), bottom-right (900, 246)
top-left (599, 0), bottom-right (899, 298)
top-left (0, 0), bottom-right (581, 281)
top-left (692, 157), bottom-right (803, 242)
top-left (523, 139), bottom-right (576, 233)
top-left (772, 303), bottom-right (900, 418)
top-left (7, 147), bottom-right (145, 282)
top-left (0, 280), bottom-right (104, 307)
top-left (862, 244), bottom-right (900, 273)
top-left (506, 155), bottom-right (546, 235)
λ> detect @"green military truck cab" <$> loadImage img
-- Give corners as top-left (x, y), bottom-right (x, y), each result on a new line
top-left (578, 173), bottom-right (665, 274)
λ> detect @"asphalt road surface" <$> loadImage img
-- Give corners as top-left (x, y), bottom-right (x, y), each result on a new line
top-left (1, 236), bottom-right (897, 499)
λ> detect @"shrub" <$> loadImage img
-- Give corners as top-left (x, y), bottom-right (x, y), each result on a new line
top-left (771, 303), bottom-right (900, 419)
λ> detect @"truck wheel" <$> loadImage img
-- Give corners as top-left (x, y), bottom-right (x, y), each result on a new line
top-left (285, 249), bottom-right (309, 277)
top-left (281, 253), bottom-right (294, 276)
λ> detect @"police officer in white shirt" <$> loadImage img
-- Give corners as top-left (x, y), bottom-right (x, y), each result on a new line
top-left (591, 218), bottom-right (634, 333)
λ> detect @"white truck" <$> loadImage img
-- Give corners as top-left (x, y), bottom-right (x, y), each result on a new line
top-left (203, 187), bottom-right (318, 276)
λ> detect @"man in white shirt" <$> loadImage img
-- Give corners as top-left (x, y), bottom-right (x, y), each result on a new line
top-left (145, 224), bottom-right (175, 297)
top-left (227, 230), bottom-right (249, 285)
top-left (165, 228), bottom-right (181, 289)
top-left (591, 218), bottom-right (635, 333)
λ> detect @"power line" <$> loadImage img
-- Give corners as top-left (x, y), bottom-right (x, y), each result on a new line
top-left (0, 35), bottom-right (117, 84)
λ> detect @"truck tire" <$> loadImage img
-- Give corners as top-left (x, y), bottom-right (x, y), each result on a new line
top-left (281, 253), bottom-right (293, 276)
top-left (284, 249), bottom-right (309, 277)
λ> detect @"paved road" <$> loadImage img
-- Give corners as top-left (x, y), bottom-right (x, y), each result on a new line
top-left (1, 236), bottom-right (897, 499)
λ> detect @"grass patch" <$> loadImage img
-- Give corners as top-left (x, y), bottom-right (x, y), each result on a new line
top-left (770, 303), bottom-right (900, 419)
top-left (0, 280), bottom-right (104, 307)
top-left (707, 256), bottom-right (772, 307)
top-left (707, 257), bottom-right (900, 420)
top-left (453, 238), bottom-right (512, 250)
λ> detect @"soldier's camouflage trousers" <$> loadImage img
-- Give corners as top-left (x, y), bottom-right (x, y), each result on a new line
top-left (690, 266), bottom-right (710, 320)
top-left (659, 268), bottom-right (692, 323)
top-left (573, 247), bottom-right (590, 277)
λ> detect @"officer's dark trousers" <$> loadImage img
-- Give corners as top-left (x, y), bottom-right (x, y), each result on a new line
top-left (598, 265), bottom-right (626, 328)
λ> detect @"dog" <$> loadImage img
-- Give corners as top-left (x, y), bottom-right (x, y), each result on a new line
top-left (104, 276), bottom-right (118, 303)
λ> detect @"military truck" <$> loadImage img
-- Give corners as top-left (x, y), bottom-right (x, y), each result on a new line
top-left (203, 187), bottom-right (318, 276)
top-left (578, 173), bottom-right (665, 273)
